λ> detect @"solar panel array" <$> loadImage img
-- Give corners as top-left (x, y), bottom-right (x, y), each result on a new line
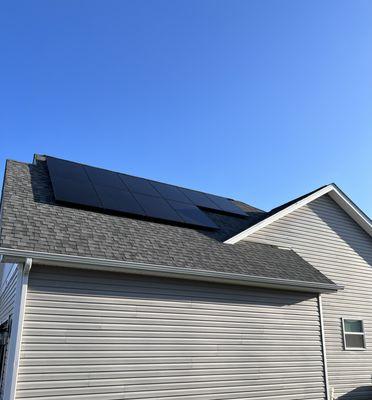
top-left (46, 156), bottom-right (246, 229)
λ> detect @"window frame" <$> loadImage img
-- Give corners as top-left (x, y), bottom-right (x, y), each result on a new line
top-left (342, 318), bottom-right (366, 351)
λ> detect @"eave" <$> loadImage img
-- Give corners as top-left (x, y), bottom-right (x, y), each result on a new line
top-left (0, 247), bottom-right (341, 294)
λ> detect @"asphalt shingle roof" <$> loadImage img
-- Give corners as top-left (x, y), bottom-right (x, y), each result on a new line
top-left (0, 158), bottom-right (335, 286)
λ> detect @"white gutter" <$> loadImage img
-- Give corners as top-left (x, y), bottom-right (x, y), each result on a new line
top-left (3, 258), bottom-right (32, 400)
top-left (0, 247), bottom-right (341, 293)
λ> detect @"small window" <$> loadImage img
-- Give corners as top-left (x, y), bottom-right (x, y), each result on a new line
top-left (342, 319), bottom-right (366, 350)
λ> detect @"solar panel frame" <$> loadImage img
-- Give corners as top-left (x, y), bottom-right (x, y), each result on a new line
top-left (150, 181), bottom-right (192, 203)
top-left (50, 176), bottom-right (102, 208)
top-left (168, 200), bottom-right (218, 229)
top-left (133, 193), bottom-right (184, 223)
top-left (84, 166), bottom-right (128, 190)
top-left (94, 185), bottom-right (145, 215)
top-left (206, 194), bottom-right (247, 216)
top-left (46, 156), bottom-right (245, 228)
top-left (119, 174), bottom-right (161, 197)
top-left (47, 156), bottom-right (89, 182)
top-left (180, 188), bottom-right (222, 210)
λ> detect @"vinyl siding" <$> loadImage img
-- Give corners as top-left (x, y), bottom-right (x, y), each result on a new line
top-left (0, 264), bottom-right (20, 399)
top-left (17, 265), bottom-right (325, 400)
top-left (0, 265), bottom-right (18, 323)
top-left (245, 194), bottom-right (372, 400)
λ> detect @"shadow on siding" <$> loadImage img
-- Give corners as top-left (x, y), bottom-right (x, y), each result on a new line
top-left (29, 265), bottom-right (316, 308)
top-left (309, 197), bottom-right (372, 268)
top-left (337, 385), bottom-right (372, 400)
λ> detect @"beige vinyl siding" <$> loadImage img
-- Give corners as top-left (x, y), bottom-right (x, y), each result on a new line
top-left (0, 265), bottom-right (20, 399)
top-left (0, 265), bottom-right (18, 323)
top-left (245, 194), bottom-right (372, 399)
top-left (17, 265), bottom-right (325, 400)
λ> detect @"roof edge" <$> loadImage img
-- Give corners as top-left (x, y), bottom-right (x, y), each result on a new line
top-left (224, 184), bottom-right (372, 244)
top-left (0, 247), bottom-right (341, 294)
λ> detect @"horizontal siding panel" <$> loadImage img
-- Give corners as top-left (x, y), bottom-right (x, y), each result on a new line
top-left (18, 361), bottom-right (323, 374)
top-left (19, 355), bottom-right (323, 366)
top-left (17, 375), bottom-right (324, 390)
top-left (25, 304), bottom-right (320, 319)
top-left (16, 381), bottom-right (322, 399)
top-left (18, 367), bottom-right (323, 382)
top-left (17, 266), bottom-right (325, 400)
top-left (22, 327), bottom-right (320, 338)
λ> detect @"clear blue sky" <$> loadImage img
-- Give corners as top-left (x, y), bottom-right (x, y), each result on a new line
top-left (1, 1), bottom-right (371, 216)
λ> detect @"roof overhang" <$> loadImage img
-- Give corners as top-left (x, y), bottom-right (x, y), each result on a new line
top-left (0, 247), bottom-right (341, 294)
top-left (225, 184), bottom-right (372, 244)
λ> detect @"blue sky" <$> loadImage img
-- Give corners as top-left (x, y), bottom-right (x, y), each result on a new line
top-left (1, 1), bottom-right (371, 216)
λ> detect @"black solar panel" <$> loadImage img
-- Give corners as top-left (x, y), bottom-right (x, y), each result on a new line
top-left (168, 201), bottom-right (218, 229)
top-left (47, 157), bottom-right (89, 182)
top-left (51, 176), bottom-right (102, 208)
top-left (46, 156), bottom-right (246, 229)
top-left (95, 185), bottom-right (145, 215)
top-left (85, 166), bottom-right (127, 190)
top-left (206, 194), bottom-right (247, 216)
top-left (133, 193), bottom-right (183, 223)
top-left (180, 188), bottom-right (222, 210)
top-left (150, 181), bottom-right (191, 203)
top-left (119, 174), bottom-right (160, 197)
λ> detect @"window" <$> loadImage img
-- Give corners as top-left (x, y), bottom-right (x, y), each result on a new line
top-left (342, 319), bottom-right (366, 350)
top-left (0, 320), bottom-right (10, 380)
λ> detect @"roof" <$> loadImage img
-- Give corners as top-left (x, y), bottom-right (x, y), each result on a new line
top-left (225, 184), bottom-right (372, 244)
top-left (0, 158), bottom-right (337, 291)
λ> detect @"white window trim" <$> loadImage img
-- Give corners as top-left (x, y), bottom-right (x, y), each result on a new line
top-left (342, 318), bottom-right (366, 351)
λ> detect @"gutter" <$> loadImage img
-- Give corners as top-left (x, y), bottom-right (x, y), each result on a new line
top-left (0, 247), bottom-right (342, 294)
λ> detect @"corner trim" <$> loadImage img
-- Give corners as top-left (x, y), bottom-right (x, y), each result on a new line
top-left (0, 248), bottom-right (341, 294)
top-left (3, 258), bottom-right (32, 400)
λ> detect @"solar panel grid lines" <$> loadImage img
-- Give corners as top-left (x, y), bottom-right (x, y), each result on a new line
top-left (132, 193), bottom-right (184, 223)
top-left (78, 165), bottom-right (217, 227)
top-left (145, 181), bottom-right (220, 227)
top-left (46, 158), bottom-right (104, 209)
top-left (119, 174), bottom-right (160, 197)
top-left (45, 156), bottom-right (246, 229)
top-left (94, 184), bottom-right (146, 216)
top-left (84, 165), bottom-right (128, 191)
top-left (179, 187), bottom-right (221, 210)
top-left (46, 156), bottom-right (88, 182)
top-left (50, 175), bottom-right (103, 209)
top-left (168, 200), bottom-right (219, 228)
top-left (206, 193), bottom-right (247, 216)
top-left (149, 180), bottom-right (191, 203)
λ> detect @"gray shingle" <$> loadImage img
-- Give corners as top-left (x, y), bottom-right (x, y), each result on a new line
top-left (0, 159), bottom-right (335, 286)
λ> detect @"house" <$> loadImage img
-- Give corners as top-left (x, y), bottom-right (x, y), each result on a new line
top-left (0, 154), bottom-right (370, 400)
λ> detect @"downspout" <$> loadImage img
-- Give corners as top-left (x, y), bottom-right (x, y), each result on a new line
top-left (318, 293), bottom-right (330, 400)
top-left (3, 258), bottom-right (32, 400)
